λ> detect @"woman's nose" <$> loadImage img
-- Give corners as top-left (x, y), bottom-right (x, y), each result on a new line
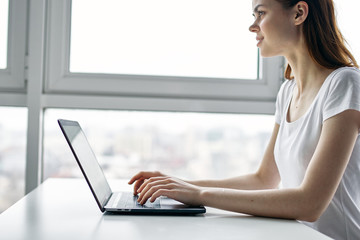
top-left (249, 22), bottom-right (259, 33)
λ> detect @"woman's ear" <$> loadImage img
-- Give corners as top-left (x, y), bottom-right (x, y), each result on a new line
top-left (294, 1), bottom-right (309, 25)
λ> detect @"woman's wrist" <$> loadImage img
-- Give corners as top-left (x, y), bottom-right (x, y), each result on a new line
top-left (197, 186), bottom-right (219, 206)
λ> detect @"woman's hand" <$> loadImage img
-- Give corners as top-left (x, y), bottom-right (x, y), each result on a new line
top-left (128, 171), bottom-right (165, 195)
top-left (128, 171), bottom-right (204, 206)
top-left (137, 176), bottom-right (204, 206)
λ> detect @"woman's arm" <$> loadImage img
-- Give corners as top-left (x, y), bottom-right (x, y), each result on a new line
top-left (136, 110), bottom-right (360, 222)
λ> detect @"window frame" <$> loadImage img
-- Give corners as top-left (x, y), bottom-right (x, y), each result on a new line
top-left (45, 0), bottom-right (284, 106)
top-left (0, 0), bottom-right (27, 92)
top-left (0, 0), bottom-right (355, 203)
top-left (5, 0), bottom-right (286, 196)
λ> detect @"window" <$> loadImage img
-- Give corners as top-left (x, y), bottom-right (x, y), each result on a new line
top-left (45, 0), bottom-right (283, 103)
top-left (43, 109), bottom-right (274, 181)
top-left (0, 1), bottom-right (9, 69)
top-left (0, 0), bottom-right (27, 91)
top-left (70, 0), bottom-right (258, 80)
top-left (335, 0), bottom-right (360, 62)
top-left (0, 107), bottom-right (27, 213)
top-left (23, 0), bottom-right (281, 195)
top-left (2, 0), bottom-right (359, 202)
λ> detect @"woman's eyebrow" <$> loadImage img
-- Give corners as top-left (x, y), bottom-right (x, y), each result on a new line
top-left (253, 4), bottom-right (265, 13)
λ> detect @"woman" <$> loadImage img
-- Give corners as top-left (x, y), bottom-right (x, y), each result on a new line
top-left (128, 0), bottom-right (360, 239)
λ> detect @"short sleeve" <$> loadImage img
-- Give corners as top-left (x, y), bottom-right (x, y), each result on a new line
top-left (323, 68), bottom-right (360, 122)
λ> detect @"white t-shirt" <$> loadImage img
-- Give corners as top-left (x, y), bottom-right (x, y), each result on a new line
top-left (274, 67), bottom-right (360, 240)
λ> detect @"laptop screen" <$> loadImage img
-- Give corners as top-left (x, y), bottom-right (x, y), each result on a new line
top-left (58, 119), bottom-right (112, 211)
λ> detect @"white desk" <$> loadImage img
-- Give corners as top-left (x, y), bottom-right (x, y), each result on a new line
top-left (0, 178), bottom-right (330, 240)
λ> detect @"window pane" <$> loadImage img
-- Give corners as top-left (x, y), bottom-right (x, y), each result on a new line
top-left (70, 0), bottom-right (258, 79)
top-left (43, 109), bottom-right (274, 181)
top-left (335, 0), bottom-right (360, 63)
top-left (0, 0), bottom-right (9, 69)
top-left (0, 107), bottom-right (27, 213)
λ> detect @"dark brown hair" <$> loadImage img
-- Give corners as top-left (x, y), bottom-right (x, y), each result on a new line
top-left (275, 0), bottom-right (358, 79)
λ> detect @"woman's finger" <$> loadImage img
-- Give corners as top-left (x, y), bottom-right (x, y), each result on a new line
top-left (150, 189), bottom-right (174, 203)
top-left (138, 184), bottom-right (172, 205)
top-left (128, 171), bottom-right (163, 185)
top-left (137, 179), bottom-right (166, 203)
top-left (137, 176), bottom-right (168, 193)
top-left (137, 179), bottom-right (174, 204)
top-left (133, 178), bottom-right (145, 195)
top-left (128, 171), bottom-right (147, 184)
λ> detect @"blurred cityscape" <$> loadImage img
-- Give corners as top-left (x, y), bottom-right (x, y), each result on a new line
top-left (0, 108), bottom-right (274, 213)
top-left (0, 107), bottom-right (27, 214)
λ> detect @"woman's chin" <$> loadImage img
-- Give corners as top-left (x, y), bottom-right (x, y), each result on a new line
top-left (259, 49), bottom-right (278, 58)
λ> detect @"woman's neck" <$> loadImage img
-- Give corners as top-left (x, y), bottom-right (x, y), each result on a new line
top-left (286, 50), bottom-right (333, 95)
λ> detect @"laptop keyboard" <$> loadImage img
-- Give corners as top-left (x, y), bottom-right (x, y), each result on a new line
top-left (110, 192), bottom-right (161, 209)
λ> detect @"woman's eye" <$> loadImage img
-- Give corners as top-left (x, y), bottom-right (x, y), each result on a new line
top-left (253, 11), bottom-right (265, 19)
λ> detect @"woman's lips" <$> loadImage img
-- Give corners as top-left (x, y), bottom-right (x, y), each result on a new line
top-left (256, 37), bottom-right (264, 47)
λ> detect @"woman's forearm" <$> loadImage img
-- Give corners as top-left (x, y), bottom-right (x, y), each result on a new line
top-left (187, 172), bottom-right (276, 190)
top-left (199, 187), bottom-right (320, 222)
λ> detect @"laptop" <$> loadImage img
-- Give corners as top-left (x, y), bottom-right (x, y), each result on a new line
top-left (58, 119), bottom-right (206, 215)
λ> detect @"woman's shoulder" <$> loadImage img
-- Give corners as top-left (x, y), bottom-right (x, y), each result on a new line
top-left (322, 67), bottom-right (360, 121)
top-left (329, 67), bottom-right (360, 83)
top-left (326, 67), bottom-right (360, 92)
top-left (333, 66), bottom-right (360, 75)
